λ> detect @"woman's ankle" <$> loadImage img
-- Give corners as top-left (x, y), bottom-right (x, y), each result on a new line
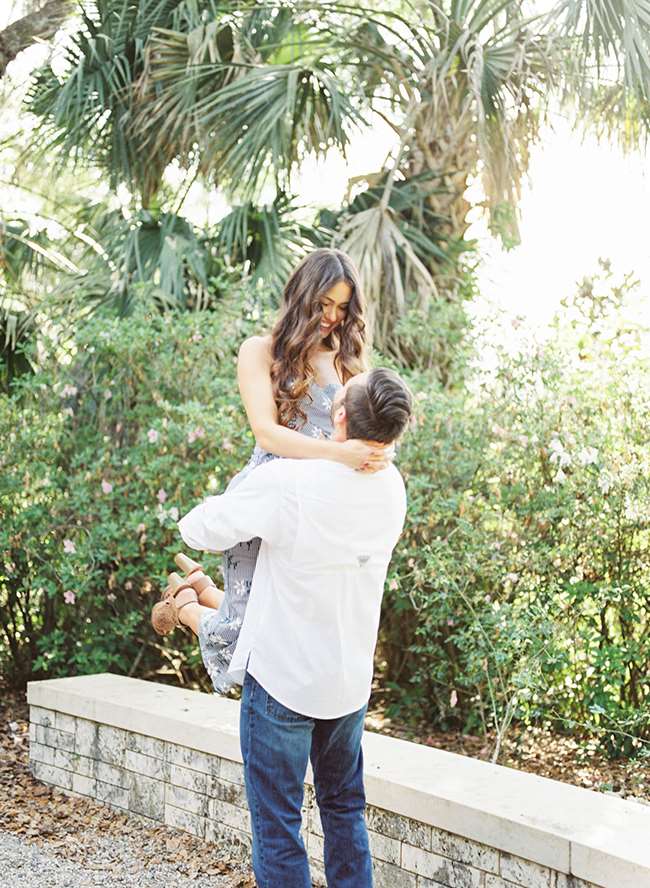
top-left (198, 586), bottom-right (224, 609)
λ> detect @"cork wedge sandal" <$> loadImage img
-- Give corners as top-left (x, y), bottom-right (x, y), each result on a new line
top-left (151, 571), bottom-right (198, 636)
top-left (174, 552), bottom-right (220, 601)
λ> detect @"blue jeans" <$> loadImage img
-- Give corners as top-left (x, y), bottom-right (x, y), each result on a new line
top-left (239, 670), bottom-right (373, 888)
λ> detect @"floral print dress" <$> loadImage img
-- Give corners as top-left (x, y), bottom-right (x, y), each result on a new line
top-left (197, 380), bottom-right (341, 694)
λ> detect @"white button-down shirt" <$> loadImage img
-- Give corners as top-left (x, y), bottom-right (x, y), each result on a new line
top-left (178, 458), bottom-right (407, 718)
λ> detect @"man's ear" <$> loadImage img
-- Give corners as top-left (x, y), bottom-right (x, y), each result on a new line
top-left (333, 403), bottom-right (347, 426)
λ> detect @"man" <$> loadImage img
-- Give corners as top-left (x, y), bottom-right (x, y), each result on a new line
top-left (178, 367), bottom-right (412, 888)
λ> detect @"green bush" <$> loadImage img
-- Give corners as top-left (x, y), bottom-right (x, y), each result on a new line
top-left (1, 299), bottom-right (262, 689)
top-left (380, 273), bottom-right (650, 758)
top-left (1, 271), bottom-right (648, 762)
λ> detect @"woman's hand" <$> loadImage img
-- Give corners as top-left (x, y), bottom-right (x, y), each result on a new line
top-left (336, 439), bottom-right (396, 472)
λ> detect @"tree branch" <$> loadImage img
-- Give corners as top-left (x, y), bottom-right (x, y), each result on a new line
top-left (0, 0), bottom-right (73, 78)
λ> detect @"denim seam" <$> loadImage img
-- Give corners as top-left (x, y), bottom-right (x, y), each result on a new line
top-left (246, 676), bottom-right (269, 888)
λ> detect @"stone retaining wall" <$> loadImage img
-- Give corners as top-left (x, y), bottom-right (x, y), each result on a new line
top-left (27, 674), bottom-right (649, 888)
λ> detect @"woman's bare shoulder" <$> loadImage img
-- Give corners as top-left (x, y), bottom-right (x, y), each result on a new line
top-left (238, 334), bottom-right (272, 369)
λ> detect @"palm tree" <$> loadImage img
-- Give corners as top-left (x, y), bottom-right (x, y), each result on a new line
top-left (23, 0), bottom-right (650, 356)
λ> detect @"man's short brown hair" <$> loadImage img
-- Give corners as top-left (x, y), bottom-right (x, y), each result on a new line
top-left (344, 368), bottom-right (413, 443)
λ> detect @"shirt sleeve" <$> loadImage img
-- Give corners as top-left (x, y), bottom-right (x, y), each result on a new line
top-left (177, 459), bottom-right (294, 553)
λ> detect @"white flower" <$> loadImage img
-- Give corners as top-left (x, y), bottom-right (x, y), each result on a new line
top-left (234, 579), bottom-right (247, 597)
top-left (168, 507), bottom-right (179, 522)
top-left (554, 468), bottom-right (567, 484)
top-left (598, 474), bottom-right (612, 494)
top-left (549, 438), bottom-right (571, 467)
top-left (577, 446), bottom-right (599, 466)
top-left (311, 427), bottom-right (324, 439)
top-left (147, 429), bottom-right (159, 444)
top-left (60, 384), bottom-right (78, 398)
top-left (63, 539), bottom-right (76, 554)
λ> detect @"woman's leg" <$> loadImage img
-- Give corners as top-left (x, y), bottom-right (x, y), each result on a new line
top-left (196, 585), bottom-right (224, 610)
top-left (178, 601), bottom-right (214, 637)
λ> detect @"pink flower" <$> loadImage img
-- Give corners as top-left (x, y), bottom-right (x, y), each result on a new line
top-left (187, 426), bottom-right (206, 444)
top-left (147, 429), bottom-right (159, 444)
top-left (101, 480), bottom-right (113, 494)
top-left (64, 590), bottom-right (76, 605)
top-left (388, 579), bottom-right (398, 591)
top-left (222, 438), bottom-right (233, 452)
top-left (447, 617), bottom-right (455, 626)
top-left (136, 523), bottom-right (146, 534)
top-left (192, 332), bottom-right (203, 343)
top-left (157, 488), bottom-right (167, 504)
top-left (450, 689), bottom-right (458, 707)
top-left (63, 539), bottom-right (76, 554)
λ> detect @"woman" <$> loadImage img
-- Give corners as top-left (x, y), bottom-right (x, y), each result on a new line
top-left (151, 248), bottom-right (391, 692)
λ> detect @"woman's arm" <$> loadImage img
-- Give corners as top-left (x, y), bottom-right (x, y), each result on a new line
top-left (237, 336), bottom-right (385, 470)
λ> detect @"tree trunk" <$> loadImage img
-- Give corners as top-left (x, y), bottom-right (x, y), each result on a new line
top-left (0, 0), bottom-right (73, 78)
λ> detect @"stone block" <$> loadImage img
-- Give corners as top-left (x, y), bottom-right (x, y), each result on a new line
top-left (166, 782), bottom-right (208, 817)
top-left (164, 803), bottom-right (206, 839)
top-left (555, 875), bottom-right (602, 888)
top-left (310, 861), bottom-right (327, 887)
top-left (125, 749), bottom-right (169, 782)
top-left (207, 775), bottom-right (248, 809)
top-left (431, 828), bottom-right (499, 874)
top-left (55, 712), bottom-right (77, 734)
top-left (485, 877), bottom-right (516, 888)
top-left (165, 741), bottom-right (217, 775)
top-left (170, 763), bottom-right (207, 795)
top-left (309, 801), bottom-right (324, 837)
top-left (95, 760), bottom-right (132, 789)
top-left (29, 742), bottom-right (55, 766)
top-left (31, 760), bottom-right (73, 791)
top-left (374, 859), bottom-right (417, 888)
top-left (53, 748), bottom-right (94, 777)
top-left (41, 726), bottom-right (75, 751)
top-left (131, 773), bottom-right (165, 820)
top-left (367, 805), bottom-right (432, 850)
top-left (75, 719), bottom-right (99, 759)
top-left (208, 798), bottom-right (251, 833)
top-left (95, 778), bottom-right (129, 810)
top-left (418, 878), bottom-right (475, 888)
top-left (401, 844), bottom-right (483, 888)
top-left (368, 828), bottom-right (401, 866)
top-left (126, 732), bottom-right (165, 760)
top-left (97, 724), bottom-right (126, 766)
top-left (220, 758), bottom-right (245, 785)
top-left (72, 773), bottom-right (97, 797)
top-left (309, 831), bottom-right (324, 862)
top-left (29, 706), bottom-right (55, 727)
top-left (204, 820), bottom-right (252, 862)
top-left (500, 852), bottom-right (552, 888)
top-left (29, 722), bottom-right (36, 742)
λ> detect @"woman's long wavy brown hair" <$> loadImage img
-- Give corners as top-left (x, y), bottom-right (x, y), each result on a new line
top-left (271, 248), bottom-right (368, 428)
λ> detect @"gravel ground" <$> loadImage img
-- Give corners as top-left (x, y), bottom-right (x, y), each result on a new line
top-left (0, 829), bottom-right (243, 888)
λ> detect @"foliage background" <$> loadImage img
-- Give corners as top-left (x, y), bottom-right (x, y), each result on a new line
top-left (1, 0), bottom-right (650, 768)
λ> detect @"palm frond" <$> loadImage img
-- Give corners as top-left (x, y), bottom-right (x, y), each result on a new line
top-left (553, 0), bottom-right (650, 100)
top-left (214, 191), bottom-right (329, 296)
top-left (25, 0), bottom-right (184, 203)
top-left (138, 57), bottom-right (367, 201)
